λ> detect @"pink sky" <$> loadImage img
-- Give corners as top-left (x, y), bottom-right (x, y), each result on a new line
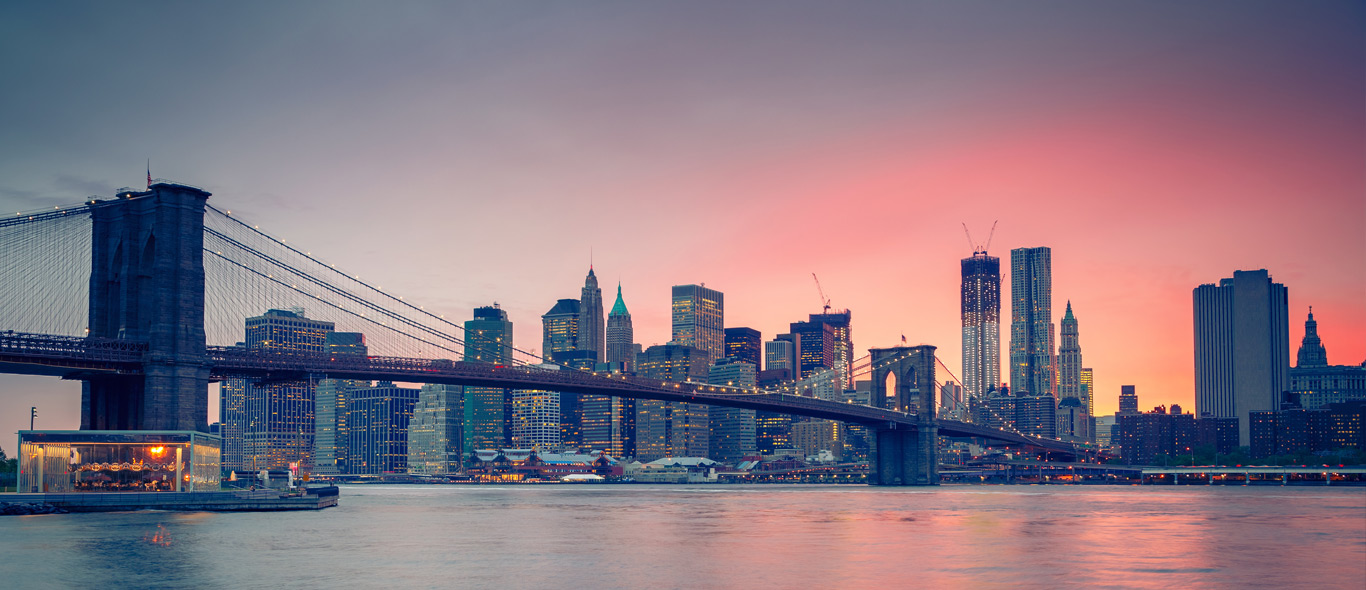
top-left (0, 2), bottom-right (1361, 439)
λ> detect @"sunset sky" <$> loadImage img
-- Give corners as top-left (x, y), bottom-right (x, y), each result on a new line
top-left (0, 1), bottom-right (1362, 440)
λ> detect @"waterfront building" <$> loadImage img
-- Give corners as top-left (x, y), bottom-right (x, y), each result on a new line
top-left (755, 371), bottom-right (793, 455)
top-left (1289, 308), bottom-right (1366, 409)
top-left (1249, 401), bottom-right (1366, 459)
top-left (580, 268), bottom-right (604, 362)
top-left (314, 332), bottom-right (367, 475)
top-left (605, 283), bottom-right (635, 370)
top-left (724, 327), bottom-right (762, 369)
top-left (764, 337), bottom-right (798, 375)
top-left (464, 305), bottom-right (513, 451)
top-left (708, 358), bottom-right (757, 463)
top-left (1010, 247), bottom-right (1055, 398)
top-left (512, 364), bottom-right (563, 452)
top-left (636, 343), bottom-right (710, 460)
top-left (1115, 405), bottom-right (1196, 465)
top-left (346, 381), bottom-right (420, 474)
top-left (1056, 302), bottom-right (1091, 441)
top-left (789, 320), bottom-right (835, 379)
top-left (219, 373), bottom-right (247, 472)
top-left (242, 308), bottom-right (334, 473)
top-left (671, 284), bottom-right (724, 362)
top-left (581, 393), bottom-right (634, 458)
top-left (961, 251), bottom-right (1001, 416)
top-left (408, 384), bottom-right (463, 475)
top-left (791, 420), bottom-right (845, 460)
top-left (1193, 269), bottom-right (1290, 445)
top-left (809, 311), bottom-right (853, 387)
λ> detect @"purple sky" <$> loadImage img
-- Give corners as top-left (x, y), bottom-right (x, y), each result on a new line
top-left (0, 1), bottom-right (1362, 443)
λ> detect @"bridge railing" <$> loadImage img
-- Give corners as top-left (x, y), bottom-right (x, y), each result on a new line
top-left (0, 331), bottom-right (147, 362)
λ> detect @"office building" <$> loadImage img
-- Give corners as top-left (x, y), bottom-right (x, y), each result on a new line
top-left (408, 384), bottom-right (464, 475)
top-left (1115, 405), bottom-right (1196, 465)
top-left (708, 358), bottom-right (757, 463)
top-left (346, 381), bottom-right (420, 474)
top-left (724, 327), bottom-right (762, 369)
top-left (512, 364), bottom-right (563, 452)
top-left (789, 320), bottom-right (835, 379)
top-left (241, 308), bottom-right (334, 472)
top-left (636, 343), bottom-right (710, 461)
top-left (1193, 269), bottom-right (1289, 445)
top-left (1119, 385), bottom-right (1139, 415)
top-left (464, 306), bottom-right (514, 451)
top-left (810, 311), bottom-right (853, 387)
top-left (606, 283), bottom-right (635, 370)
top-left (671, 284), bottom-right (724, 362)
top-left (314, 332), bottom-right (367, 475)
top-left (1010, 247), bottom-right (1055, 398)
top-left (220, 374), bottom-right (247, 472)
top-left (961, 251), bottom-right (1001, 415)
top-left (1015, 393), bottom-right (1057, 438)
top-left (1056, 302), bottom-right (1091, 441)
top-left (580, 268), bottom-right (604, 362)
top-left (791, 420), bottom-right (845, 460)
top-left (765, 337), bottom-right (798, 375)
top-left (542, 298), bottom-right (580, 357)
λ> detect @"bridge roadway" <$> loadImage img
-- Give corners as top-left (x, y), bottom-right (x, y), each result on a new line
top-left (0, 331), bottom-right (1078, 453)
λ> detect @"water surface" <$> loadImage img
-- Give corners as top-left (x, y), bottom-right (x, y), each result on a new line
top-left (3, 484), bottom-right (1363, 589)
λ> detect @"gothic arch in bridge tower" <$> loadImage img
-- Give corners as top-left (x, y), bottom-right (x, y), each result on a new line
top-left (867, 345), bottom-right (936, 418)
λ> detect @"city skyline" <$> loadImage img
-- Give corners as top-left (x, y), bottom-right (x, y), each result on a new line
top-left (0, 2), bottom-right (1363, 441)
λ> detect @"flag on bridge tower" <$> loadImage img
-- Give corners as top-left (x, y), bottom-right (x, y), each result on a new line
top-left (901, 333), bottom-right (907, 344)
top-left (146, 160), bottom-right (151, 188)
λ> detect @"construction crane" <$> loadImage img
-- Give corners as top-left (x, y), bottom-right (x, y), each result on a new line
top-left (962, 220), bottom-right (998, 255)
top-left (811, 273), bottom-right (831, 313)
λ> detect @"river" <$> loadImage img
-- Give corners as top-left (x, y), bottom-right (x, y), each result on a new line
top-left (2, 484), bottom-right (1363, 589)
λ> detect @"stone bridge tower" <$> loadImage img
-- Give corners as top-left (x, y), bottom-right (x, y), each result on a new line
top-left (867, 345), bottom-right (937, 485)
top-left (82, 182), bottom-right (211, 432)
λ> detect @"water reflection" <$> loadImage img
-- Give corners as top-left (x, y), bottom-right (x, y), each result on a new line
top-left (1, 486), bottom-right (1362, 589)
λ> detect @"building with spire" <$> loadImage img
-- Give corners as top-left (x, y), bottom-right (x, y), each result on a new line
top-left (961, 251), bottom-right (1001, 417)
top-left (1056, 302), bottom-right (1091, 441)
top-left (1290, 307), bottom-right (1366, 409)
top-left (580, 268), bottom-right (604, 362)
top-left (606, 283), bottom-right (635, 369)
top-left (1010, 247), bottom-right (1055, 398)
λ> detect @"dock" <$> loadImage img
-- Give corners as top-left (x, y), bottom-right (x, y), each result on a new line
top-left (0, 485), bottom-right (338, 513)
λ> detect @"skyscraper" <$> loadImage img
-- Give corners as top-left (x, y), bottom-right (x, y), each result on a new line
top-left (542, 299), bottom-right (580, 357)
top-left (789, 320), bottom-right (835, 379)
top-left (1056, 302), bottom-right (1091, 441)
top-left (961, 251), bottom-right (1001, 413)
top-left (708, 358), bottom-right (757, 463)
top-left (724, 327), bottom-right (762, 369)
top-left (464, 306), bottom-right (513, 451)
top-left (579, 268), bottom-right (604, 362)
top-left (314, 332), bottom-right (368, 475)
top-left (671, 284), bottom-right (724, 362)
top-left (1010, 247), bottom-right (1055, 398)
top-left (542, 299), bottom-right (584, 450)
top-left (605, 283), bottom-right (635, 369)
top-left (636, 343), bottom-right (710, 460)
top-left (1193, 269), bottom-right (1290, 445)
top-left (764, 336), bottom-right (798, 377)
top-left (346, 381), bottom-right (420, 474)
top-left (241, 308), bottom-right (334, 472)
top-left (809, 311), bottom-right (853, 387)
top-left (512, 365), bottom-right (562, 452)
top-left (407, 383), bottom-right (463, 475)
top-left (1119, 385), bottom-right (1139, 415)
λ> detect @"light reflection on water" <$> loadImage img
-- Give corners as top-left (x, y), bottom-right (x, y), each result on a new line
top-left (2, 485), bottom-right (1363, 589)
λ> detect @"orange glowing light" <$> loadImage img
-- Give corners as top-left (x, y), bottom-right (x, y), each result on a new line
top-left (149, 446), bottom-right (166, 456)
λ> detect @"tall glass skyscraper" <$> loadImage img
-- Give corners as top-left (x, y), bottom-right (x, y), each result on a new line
top-left (809, 311), bottom-right (853, 387)
top-left (671, 284), bottom-right (724, 363)
top-left (960, 251), bottom-right (1000, 413)
top-left (240, 308), bottom-right (334, 472)
top-left (1009, 247), bottom-right (1055, 398)
top-left (464, 305), bottom-right (513, 451)
top-left (1193, 269), bottom-right (1289, 446)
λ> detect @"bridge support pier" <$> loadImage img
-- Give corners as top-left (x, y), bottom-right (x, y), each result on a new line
top-left (869, 425), bottom-right (938, 486)
top-left (82, 183), bottom-right (212, 432)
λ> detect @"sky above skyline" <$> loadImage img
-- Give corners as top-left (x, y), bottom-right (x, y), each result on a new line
top-left (1, 1), bottom-right (1362, 441)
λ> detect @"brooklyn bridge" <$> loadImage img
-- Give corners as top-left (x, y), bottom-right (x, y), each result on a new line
top-left (0, 181), bottom-right (1083, 486)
